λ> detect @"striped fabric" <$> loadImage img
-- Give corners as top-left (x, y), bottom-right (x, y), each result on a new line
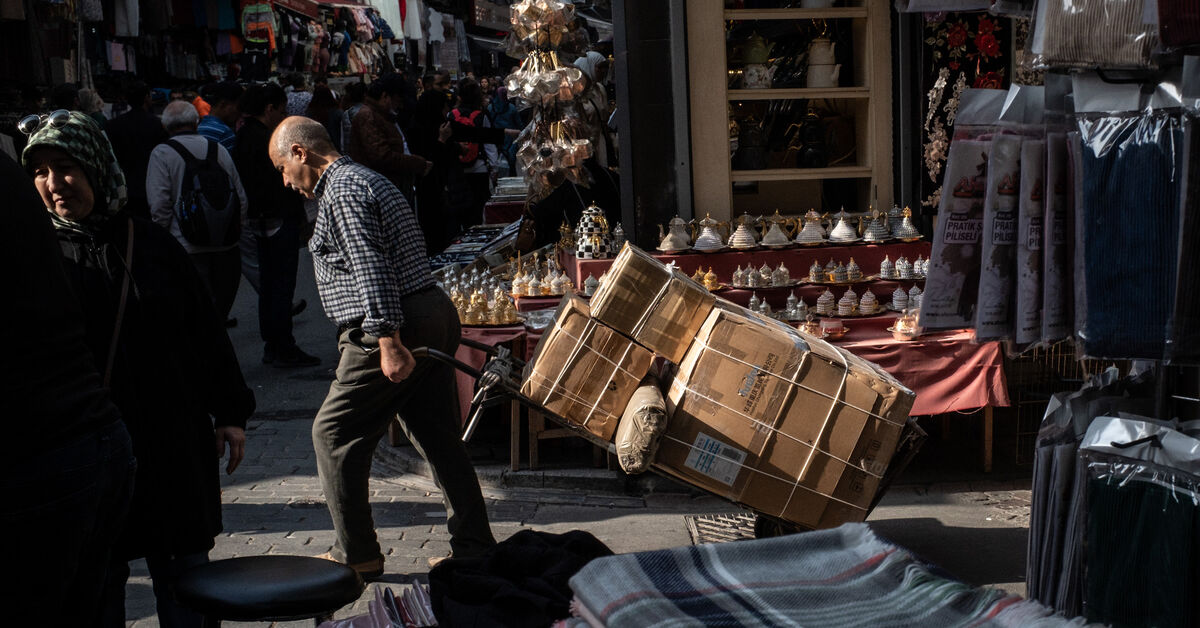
top-left (1077, 113), bottom-right (1185, 359)
top-left (1039, 0), bottom-right (1158, 68)
top-left (567, 524), bottom-right (1090, 627)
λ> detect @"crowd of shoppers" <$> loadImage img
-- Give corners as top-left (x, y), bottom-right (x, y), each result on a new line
top-left (4, 53), bottom-right (615, 623)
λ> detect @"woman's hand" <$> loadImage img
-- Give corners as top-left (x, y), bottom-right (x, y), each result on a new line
top-left (215, 426), bottom-right (246, 475)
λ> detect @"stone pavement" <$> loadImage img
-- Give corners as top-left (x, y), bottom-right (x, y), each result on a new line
top-left (123, 254), bottom-right (1033, 626)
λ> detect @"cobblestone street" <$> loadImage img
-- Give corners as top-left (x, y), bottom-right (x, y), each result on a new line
top-left (122, 255), bottom-right (1033, 626)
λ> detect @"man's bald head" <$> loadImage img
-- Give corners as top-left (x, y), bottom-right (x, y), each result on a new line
top-left (268, 116), bottom-right (341, 199)
top-left (270, 115), bottom-right (337, 160)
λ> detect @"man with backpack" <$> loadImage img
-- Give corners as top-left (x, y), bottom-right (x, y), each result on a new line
top-left (147, 100), bottom-right (248, 321)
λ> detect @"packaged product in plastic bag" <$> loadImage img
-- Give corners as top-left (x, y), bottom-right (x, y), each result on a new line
top-left (1041, 74), bottom-right (1073, 344)
top-left (1029, 0), bottom-right (1158, 69)
top-left (613, 377), bottom-right (668, 475)
top-left (1166, 59), bottom-right (1200, 364)
top-left (1073, 416), bottom-right (1200, 626)
top-left (920, 88), bottom-right (1006, 330)
top-left (1072, 72), bottom-right (1187, 359)
top-left (974, 133), bottom-right (1022, 341)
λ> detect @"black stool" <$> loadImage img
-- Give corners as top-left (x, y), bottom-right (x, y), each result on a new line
top-left (175, 555), bottom-right (365, 626)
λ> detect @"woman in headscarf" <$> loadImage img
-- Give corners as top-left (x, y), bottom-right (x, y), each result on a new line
top-left (22, 111), bottom-right (255, 627)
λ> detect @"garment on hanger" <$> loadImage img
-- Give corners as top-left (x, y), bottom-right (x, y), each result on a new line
top-left (455, 18), bottom-right (470, 63)
top-left (427, 8), bottom-right (444, 43)
top-left (403, 0), bottom-right (424, 41)
top-left (114, 0), bottom-right (138, 37)
top-left (79, 0), bottom-right (103, 22)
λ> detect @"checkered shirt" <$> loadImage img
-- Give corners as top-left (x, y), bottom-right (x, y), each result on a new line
top-left (309, 156), bottom-right (433, 336)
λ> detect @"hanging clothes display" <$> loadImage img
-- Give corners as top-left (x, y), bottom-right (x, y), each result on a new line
top-left (1075, 103), bottom-right (1185, 359)
top-left (403, 0), bottom-right (424, 40)
top-left (1076, 416), bottom-right (1200, 627)
top-left (114, 0), bottom-right (138, 37)
top-left (1167, 112), bottom-right (1200, 363)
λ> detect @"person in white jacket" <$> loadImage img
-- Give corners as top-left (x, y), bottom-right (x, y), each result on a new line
top-left (146, 100), bottom-right (249, 321)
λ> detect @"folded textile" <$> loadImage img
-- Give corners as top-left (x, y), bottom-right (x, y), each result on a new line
top-left (1076, 113), bottom-right (1184, 359)
top-left (569, 523), bottom-right (1090, 627)
top-left (431, 529), bottom-right (613, 628)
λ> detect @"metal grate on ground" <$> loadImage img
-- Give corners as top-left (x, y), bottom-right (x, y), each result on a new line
top-left (685, 512), bottom-right (758, 545)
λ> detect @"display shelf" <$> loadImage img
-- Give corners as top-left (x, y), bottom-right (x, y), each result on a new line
top-left (690, 0), bottom-right (892, 220)
top-left (727, 87), bottom-right (871, 100)
top-left (723, 8), bottom-right (868, 19)
top-left (730, 166), bottom-right (873, 182)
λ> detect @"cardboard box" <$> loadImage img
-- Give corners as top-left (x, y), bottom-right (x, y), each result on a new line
top-left (654, 305), bottom-right (915, 529)
top-left (588, 244), bottom-right (715, 364)
top-left (521, 296), bottom-right (654, 442)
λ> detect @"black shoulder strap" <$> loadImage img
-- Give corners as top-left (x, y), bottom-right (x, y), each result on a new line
top-left (203, 138), bottom-right (220, 166)
top-left (165, 138), bottom-right (198, 166)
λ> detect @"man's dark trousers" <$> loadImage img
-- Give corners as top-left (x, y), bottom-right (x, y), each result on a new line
top-left (312, 287), bottom-right (496, 564)
top-left (256, 220), bottom-right (301, 354)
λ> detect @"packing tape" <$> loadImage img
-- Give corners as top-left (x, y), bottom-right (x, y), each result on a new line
top-left (672, 383), bottom-right (884, 481)
top-left (660, 433), bottom-right (870, 515)
top-left (685, 332), bottom-right (897, 425)
top-left (532, 320), bottom-right (644, 430)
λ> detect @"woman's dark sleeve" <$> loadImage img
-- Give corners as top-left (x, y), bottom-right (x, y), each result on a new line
top-left (154, 224), bottom-right (255, 428)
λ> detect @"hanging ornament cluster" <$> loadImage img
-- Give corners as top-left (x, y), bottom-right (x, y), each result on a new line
top-left (505, 0), bottom-right (604, 236)
top-left (505, 51), bottom-right (587, 110)
top-left (516, 117), bottom-right (594, 201)
top-left (504, 0), bottom-right (590, 58)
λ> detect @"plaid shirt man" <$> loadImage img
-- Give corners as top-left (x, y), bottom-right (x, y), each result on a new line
top-left (309, 156), bottom-right (433, 337)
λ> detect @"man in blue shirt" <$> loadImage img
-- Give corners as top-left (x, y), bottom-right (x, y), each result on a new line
top-left (198, 81), bottom-right (243, 152)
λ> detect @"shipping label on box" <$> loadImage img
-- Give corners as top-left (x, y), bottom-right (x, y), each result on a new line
top-left (682, 431), bottom-right (748, 487)
top-left (589, 244), bottom-right (715, 364)
top-left (520, 296), bottom-right (653, 442)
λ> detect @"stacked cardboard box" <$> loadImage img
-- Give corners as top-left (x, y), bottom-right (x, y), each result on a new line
top-left (655, 305), bottom-right (914, 529)
top-left (522, 244), bottom-right (915, 530)
top-left (520, 295), bottom-right (654, 442)
top-left (588, 245), bottom-right (715, 364)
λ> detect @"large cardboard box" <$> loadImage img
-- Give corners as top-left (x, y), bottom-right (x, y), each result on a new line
top-left (521, 296), bottom-right (654, 442)
top-left (654, 305), bottom-right (916, 529)
top-left (588, 244), bottom-right (715, 364)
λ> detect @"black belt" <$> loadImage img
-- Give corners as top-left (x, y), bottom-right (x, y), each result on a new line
top-left (337, 317), bottom-right (364, 337)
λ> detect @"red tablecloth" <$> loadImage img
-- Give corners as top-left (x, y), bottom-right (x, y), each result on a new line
top-left (483, 200), bottom-right (524, 224)
top-left (830, 319), bottom-right (1010, 416)
top-left (456, 310), bottom-right (1007, 420)
top-left (456, 325), bottom-right (546, 426)
top-left (456, 326), bottom-right (526, 426)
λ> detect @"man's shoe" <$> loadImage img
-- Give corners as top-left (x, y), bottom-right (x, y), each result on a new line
top-left (316, 552), bottom-right (385, 582)
top-left (271, 347), bottom-right (320, 368)
top-left (292, 299), bottom-right (307, 317)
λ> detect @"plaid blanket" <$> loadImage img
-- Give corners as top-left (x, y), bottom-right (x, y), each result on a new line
top-left (567, 524), bottom-right (1091, 627)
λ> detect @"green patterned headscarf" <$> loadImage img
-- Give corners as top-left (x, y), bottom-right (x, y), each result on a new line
top-left (21, 111), bottom-right (128, 220)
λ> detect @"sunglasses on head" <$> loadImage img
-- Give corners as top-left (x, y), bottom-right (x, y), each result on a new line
top-left (18, 109), bottom-right (71, 135)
